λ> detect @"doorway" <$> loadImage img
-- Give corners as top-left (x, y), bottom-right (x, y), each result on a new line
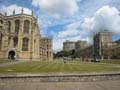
top-left (8, 50), bottom-right (15, 60)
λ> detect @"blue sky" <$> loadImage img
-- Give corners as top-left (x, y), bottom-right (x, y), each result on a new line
top-left (0, 0), bottom-right (120, 52)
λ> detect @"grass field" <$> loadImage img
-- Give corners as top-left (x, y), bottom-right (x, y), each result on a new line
top-left (0, 60), bottom-right (120, 73)
top-left (101, 59), bottom-right (120, 64)
top-left (0, 59), bottom-right (15, 64)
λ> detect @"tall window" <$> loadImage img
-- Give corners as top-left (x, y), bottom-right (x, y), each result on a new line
top-left (8, 37), bottom-right (11, 46)
top-left (0, 26), bottom-right (2, 31)
top-left (22, 37), bottom-right (29, 51)
top-left (15, 20), bottom-right (20, 33)
top-left (0, 33), bottom-right (2, 49)
top-left (0, 20), bottom-right (3, 24)
top-left (13, 37), bottom-right (18, 47)
top-left (24, 20), bottom-right (30, 33)
top-left (8, 21), bottom-right (11, 33)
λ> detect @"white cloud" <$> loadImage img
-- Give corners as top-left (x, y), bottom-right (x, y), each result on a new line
top-left (53, 5), bottom-right (120, 52)
top-left (0, 5), bottom-right (32, 16)
top-left (81, 6), bottom-right (120, 35)
top-left (58, 21), bottom-right (81, 38)
top-left (32, 0), bottom-right (79, 17)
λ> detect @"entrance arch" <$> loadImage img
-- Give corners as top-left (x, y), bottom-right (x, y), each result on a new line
top-left (8, 50), bottom-right (15, 59)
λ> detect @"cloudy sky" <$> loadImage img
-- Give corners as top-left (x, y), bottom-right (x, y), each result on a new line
top-left (0, 0), bottom-right (120, 52)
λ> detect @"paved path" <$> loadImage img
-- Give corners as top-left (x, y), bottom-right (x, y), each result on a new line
top-left (0, 80), bottom-right (120, 90)
top-left (0, 60), bottom-right (26, 67)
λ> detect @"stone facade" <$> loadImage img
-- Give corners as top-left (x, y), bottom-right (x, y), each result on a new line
top-left (79, 31), bottom-right (120, 59)
top-left (40, 38), bottom-right (53, 60)
top-left (79, 45), bottom-right (93, 58)
top-left (63, 40), bottom-right (75, 51)
top-left (75, 40), bottom-right (88, 57)
top-left (0, 10), bottom-right (53, 60)
top-left (103, 39), bottom-right (120, 59)
top-left (93, 30), bottom-right (113, 57)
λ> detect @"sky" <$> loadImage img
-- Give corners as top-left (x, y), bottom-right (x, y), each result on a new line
top-left (0, 0), bottom-right (120, 52)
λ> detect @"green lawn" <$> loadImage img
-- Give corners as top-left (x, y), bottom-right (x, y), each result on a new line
top-left (101, 59), bottom-right (120, 64)
top-left (0, 59), bottom-right (15, 64)
top-left (0, 60), bottom-right (120, 73)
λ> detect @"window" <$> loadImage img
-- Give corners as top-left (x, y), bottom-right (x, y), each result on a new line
top-left (22, 37), bottom-right (29, 51)
top-left (24, 20), bottom-right (30, 33)
top-left (13, 37), bottom-right (18, 47)
top-left (0, 20), bottom-right (3, 24)
top-left (0, 26), bottom-right (2, 31)
top-left (8, 37), bottom-right (11, 45)
top-left (15, 20), bottom-right (20, 33)
top-left (8, 21), bottom-right (11, 33)
top-left (0, 33), bottom-right (2, 49)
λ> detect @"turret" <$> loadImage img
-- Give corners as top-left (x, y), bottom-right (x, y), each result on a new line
top-left (21, 8), bottom-right (24, 14)
top-left (5, 12), bottom-right (7, 16)
top-left (13, 9), bottom-right (15, 15)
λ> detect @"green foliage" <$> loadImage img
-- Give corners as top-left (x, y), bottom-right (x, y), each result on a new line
top-left (54, 50), bottom-right (76, 58)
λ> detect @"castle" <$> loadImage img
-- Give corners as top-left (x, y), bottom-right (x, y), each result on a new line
top-left (0, 9), bottom-right (53, 60)
top-left (63, 30), bottom-right (120, 59)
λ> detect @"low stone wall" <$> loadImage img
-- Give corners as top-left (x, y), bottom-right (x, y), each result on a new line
top-left (0, 72), bottom-right (120, 82)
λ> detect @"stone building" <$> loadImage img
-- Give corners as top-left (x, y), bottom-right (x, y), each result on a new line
top-left (0, 9), bottom-right (53, 60)
top-left (103, 39), bottom-right (120, 59)
top-left (40, 37), bottom-right (53, 60)
top-left (63, 30), bottom-right (120, 59)
top-left (80, 45), bottom-right (93, 58)
top-left (93, 30), bottom-right (113, 57)
top-left (75, 40), bottom-right (88, 57)
top-left (63, 40), bottom-right (75, 51)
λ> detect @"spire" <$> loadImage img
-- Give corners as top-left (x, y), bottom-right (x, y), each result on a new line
top-left (5, 12), bottom-right (7, 16)
top-left (32, 10), bottom-right (34, 16)
top-left (37, 16), bottom-right (38, 19)
top-left (13, 9), bottom-right (15, 15)
top-left (21, 8), bottom-right (24, 14)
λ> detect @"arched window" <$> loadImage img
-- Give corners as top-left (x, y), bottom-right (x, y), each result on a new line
top-left (0, 26), bottom-right (2, 31)
top-left (24, 20), bottom-right (30, 33)
top-left (15, 20), bottom-right (20, 33)
top-left (13, 37), bottom-right (18, 47)
top-left (22, 37), bottom-right (29, 51)
top-left (0, 20), bottom-right (3, 24)
top-left (8, 21), bottom-right (11, 33)
top-left (8, 37), bottom-right (11, 46)
top-left (0, 33), bottom-right (2, 49)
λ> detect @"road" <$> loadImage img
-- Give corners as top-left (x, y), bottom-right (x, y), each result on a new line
top-left (0, 80), bottom-right (120, 90)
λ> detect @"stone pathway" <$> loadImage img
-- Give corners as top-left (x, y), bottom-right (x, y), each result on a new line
top-left (0, 60), bottom-right (27, 67)
top-left (0, 80), bottom-right (120, 90)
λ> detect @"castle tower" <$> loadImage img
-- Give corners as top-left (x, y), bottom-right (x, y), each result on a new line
top-left (63, 40), bottom-right (75, 51)
top-left (93, 30), bottom-right (113, 58)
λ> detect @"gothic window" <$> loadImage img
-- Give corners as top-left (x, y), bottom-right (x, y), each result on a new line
top-left (24, 20), bottom-right (30, 33)
top-left (0, 20), bottom-right (3, 24)
top-left (8, 37), bottom-right (11, 45)
top-left (0, 33), bottom-right (2, 49)
top-left (13, 37), bottom-right (18, 47)
top-left (47, 51), bottom-right (49, 58)
top-left (8, 21), bottom-right (11, 33)
top-left (15, 20), bottom-right (20, 33)
top-left (0, 26), bottom-right (2, 31)
top-left (22, 37), bottom-right (29, 51)
top-left (47, 45), bottom-right (49, 49)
